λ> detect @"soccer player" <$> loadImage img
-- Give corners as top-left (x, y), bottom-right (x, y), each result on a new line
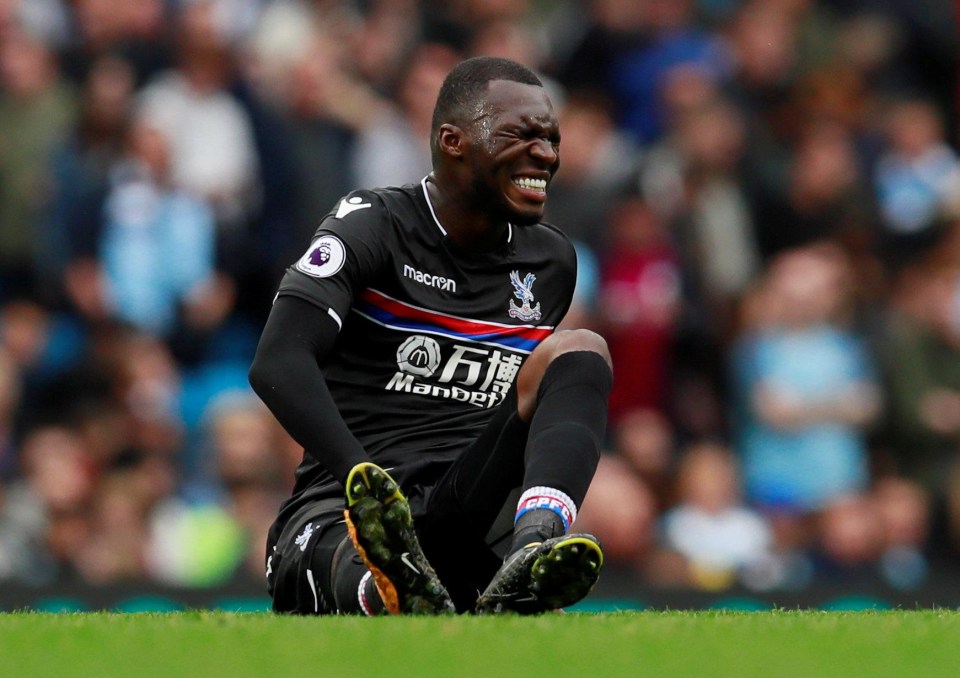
top-left (249, 56), bottom-right (613, 615)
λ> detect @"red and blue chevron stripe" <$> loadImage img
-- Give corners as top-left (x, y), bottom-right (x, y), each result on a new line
top-left (353, 288), bottom-right (553, 354)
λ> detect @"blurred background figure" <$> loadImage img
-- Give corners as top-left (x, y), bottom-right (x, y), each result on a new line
top-left (133, 0), bottom-right (260, 341)
top-left (640, 88), bottom-right (757, 442)
top-left (875, 247), bottom-right (960, 562)
top-left (52, 54), bottom-right (137, 308)
top-left (655, 442), bottom-right (772, 591)
top-left (0, 26), bottom-right (76, 302)
top-left (873, 477), bottom-right (930, 589)
top-left (146, 391), bottom-right (289, 586)
top-left (59, 0), bottom-right (171, 86)
top-left (731, 244), bottom-right (880, 557)
top-left (814, 494), bottom-right (884, 581)
top-left (598, 192), bottom-right (681, 426)
top-left (874, 99), bottom-right (960, 263)
top-left (96, 119), bottom-right (221, 339)
top-left (574, 453), bottom-right (657, 571)
top-left (4, 425), bottom-right (97, 585)
top-left (350, 42), bottom-right (461, 189)
top-left (544, 94), bottom-right (639, 255)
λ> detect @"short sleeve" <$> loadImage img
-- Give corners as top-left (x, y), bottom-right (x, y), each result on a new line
top-left (276, 190), bottom-right (391, 325)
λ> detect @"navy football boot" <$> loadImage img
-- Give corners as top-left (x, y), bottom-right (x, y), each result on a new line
top-left (476, 534), bottom-right (603, 614)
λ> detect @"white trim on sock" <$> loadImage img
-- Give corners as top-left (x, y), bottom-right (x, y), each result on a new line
top-left (357, 570), bottom-right (376, 616)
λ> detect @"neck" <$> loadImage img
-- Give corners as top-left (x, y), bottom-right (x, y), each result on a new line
top-left (425, 174), bottom-right (509, 252)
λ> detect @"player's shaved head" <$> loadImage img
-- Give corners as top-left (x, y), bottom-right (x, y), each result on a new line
top-left (430, 56), bottom-right (543, 157)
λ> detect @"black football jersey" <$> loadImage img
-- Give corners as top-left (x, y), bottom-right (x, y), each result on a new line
top-left (273, 178), bottom-right (576, 520)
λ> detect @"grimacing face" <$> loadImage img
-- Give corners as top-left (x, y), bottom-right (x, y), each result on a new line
top-left (464, 79), bottom-right (560, 226)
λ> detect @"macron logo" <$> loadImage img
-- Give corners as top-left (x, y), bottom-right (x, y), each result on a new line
top-left (403, 264), bottom-right (457, 293)
top-left (336, 196), bottom-right (372, 219)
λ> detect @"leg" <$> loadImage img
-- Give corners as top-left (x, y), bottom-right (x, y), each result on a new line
top-left (477, 330), bottom-right (613, 612)
top-left (414, 387), bottom-right (532, 610)
top-left (421, 329), bottom-right (614, 612)
top-left (267, 499), bottom-right (385, 615)
top-left (511, 330), bottom-right (613, 549)
top-left (426, 329), bottom-right (612, 534)
top-left (343, 463), bottom-right (456, 614)
top-left (268, 484), bottom-right (454, 616)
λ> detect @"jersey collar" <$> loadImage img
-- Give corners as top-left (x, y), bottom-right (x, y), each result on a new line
top-left (420, 175), bottom-right (514, 244)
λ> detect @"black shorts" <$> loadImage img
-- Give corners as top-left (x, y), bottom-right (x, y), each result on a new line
top-left (266, 390), bottom-right (531, 614)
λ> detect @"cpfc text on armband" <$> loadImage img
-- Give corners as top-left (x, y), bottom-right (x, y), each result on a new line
top-left (515, 496), bottom-right (573, 532)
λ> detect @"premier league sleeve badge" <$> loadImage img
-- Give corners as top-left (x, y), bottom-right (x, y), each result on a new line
top-left (296, 235), bottom-right (347, 278)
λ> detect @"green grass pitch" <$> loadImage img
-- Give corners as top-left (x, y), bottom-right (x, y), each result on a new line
top-left (2, 610), bottom-right (959, 677)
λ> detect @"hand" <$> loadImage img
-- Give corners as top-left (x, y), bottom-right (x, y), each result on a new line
top-left (182, 272), bottom-right (236, 331)
top-left (919, 388), bottom-right (960, 435)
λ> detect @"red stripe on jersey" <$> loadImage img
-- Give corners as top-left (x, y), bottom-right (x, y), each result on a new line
top-left (358, 288), bottom-right (553, 348)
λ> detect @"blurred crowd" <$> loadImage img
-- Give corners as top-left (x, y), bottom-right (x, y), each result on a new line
top-left (0, 0), bottom-right (957, 595)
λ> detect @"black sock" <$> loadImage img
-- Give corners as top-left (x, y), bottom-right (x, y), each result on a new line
top-left (522, 350), bottom-right (612, 503)
top-left (328, 535), bottom-right (385, 615)
top-left (510, 508), bottom-right (566, 554)
top-left (508, 351), bottom-right (612, 555)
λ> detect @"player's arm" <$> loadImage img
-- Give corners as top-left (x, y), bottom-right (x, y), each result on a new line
top-left (249, 190), bottom-right (388, 486)
top-left (249, 294), bottom-right (369, 486)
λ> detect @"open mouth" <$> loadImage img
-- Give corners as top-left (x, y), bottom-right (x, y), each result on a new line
top-left (512, 176), bottom-right (548, 200)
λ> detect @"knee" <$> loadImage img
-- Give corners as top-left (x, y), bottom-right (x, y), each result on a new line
top-left (516, 330), bottom-right (612, 420)
top-left (537, 329), bottom-right (612, 371)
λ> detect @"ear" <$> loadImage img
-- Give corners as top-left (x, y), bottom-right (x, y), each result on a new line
top-left (437, 124), bottom-right (465, 159)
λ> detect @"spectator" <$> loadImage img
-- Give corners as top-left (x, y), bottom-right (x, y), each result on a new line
top-left (642, 88), bottom-right (759, 319)
top-left (247, 16), bottom-right (375, 253)
top-left (608, 0), bottom-right (731, 144)
top-left (641, 91), bottom-right (758, 441)
top-left (876, 253), bottom-right (960, 555)
top-left (815, 494), bottom-right (884, 580)
top-left (598, 192), bottom-right (682, 424)
top-left (874, 98), bottom-right (960, 262)
top-left (874, 477), bottom-right (930, 589)
top-left (205, 393), bottom-right (289, 581)
top-left (135, 0), bottom-right (260, 255)
top-left (51, 55), bottom-right (137, 297)
top-left (73, 470), bottom-right (154, 583)
top-left (351, 43), bottom-right (462, 190)
top-left (613, 407), bottom-right (676, 511)
top-left (658, 442), bottom-right (773, 590)
top-left (574, 453), bottom-right (657, 567)
top-left (9, 425), bottom-right (98, 584)
top-left (0, 298), bottom-right (87, 435)
top-left (732, 243), bottom-right (880, 546)
top-left (0, 26), bottom-right (77, 300)
top-left (97, 120), bottom-right (223, 339)
top-left (107, 330), bottom-right (186, 462)
top-left (59, 0), bottom-right (172, 87)
top-left (544, 94), bottom-right (639, 253)
top-left (147, 391), bottom-right (284, 586)
top-left (752, 119), bottom-right (876, 260)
